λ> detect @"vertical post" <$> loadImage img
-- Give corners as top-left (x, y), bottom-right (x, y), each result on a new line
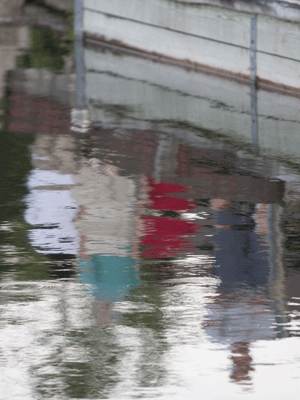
top-left (74, 0), bottom-right (86, 110)
top-left (153, 134), bottom-right (169, 183)
top-left (72, 0), bottom-right (89, 132)
top-left (250, 16), bottom-right (257, 84)
top-left (267, 203), bottom-right (289, 338)
top-left (250, 15), bottom-right (258, 154)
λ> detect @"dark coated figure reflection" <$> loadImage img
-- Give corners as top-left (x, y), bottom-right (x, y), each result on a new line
top-left (205, 199), bottom-right (275, 385)
top-left (211, 199), bottom-right (269, 287)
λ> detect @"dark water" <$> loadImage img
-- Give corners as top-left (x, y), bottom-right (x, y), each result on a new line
top-left (1, 19), bottom-right (300, 400)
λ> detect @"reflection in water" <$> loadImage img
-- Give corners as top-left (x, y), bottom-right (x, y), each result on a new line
top-left (72, 154), bottom-right (141, 315)
top-left (25, 171), bottom-right (78, 255)
top-left (206, 199), bottom-right (276, 385)
top-left (205, 287), bottom-right (275, 385)
top-left (3, 124), bottom-right (300, 398)
top-left (230, 341), bottom-right (254, 384)
top-left (79, 255), bottom-right (139, 301)
top-left (140, 179), bottom-right (198, 259)
top-left (211, 200), bottom-right (270, 287)
top-left (2, 18), bottom-right (300, 400)
top-left (22, 133), bottom-right (79, 284)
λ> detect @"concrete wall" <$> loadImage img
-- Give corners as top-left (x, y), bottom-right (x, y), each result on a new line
top-left (1, 0), bottom-right (73, 16)
top-left (174, 0), bottom-right (300, 23)
top-left (83, 0), bottom-right (300, 90)
top-left (0, 0), bottom-right (24, 17)
top-left (0, 26), bottom-right (29, 99)
top-left (45, 0), bottom-right (73, 13)
top-left (8, 69), bottom-right (75, 107)
top-left (84, 47), bottom-right (300, 164)
top-left (257, 16), bottom-right (300, 89)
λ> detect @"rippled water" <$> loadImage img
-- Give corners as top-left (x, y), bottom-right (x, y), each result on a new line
top-left (1, 20), bottom-right (300, 400)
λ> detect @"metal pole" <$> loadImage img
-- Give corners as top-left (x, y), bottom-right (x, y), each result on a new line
top-left (74, 0), bottom-right (86, 110)
top-left (250, 15), bottom-right (259, 154)
top-left (250, 16), bottom-right (257, 84)
top-left (74, 0), bottom-right (84, 41)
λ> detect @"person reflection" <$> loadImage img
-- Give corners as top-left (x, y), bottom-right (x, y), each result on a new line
top-left (78, 254), bottom-right (140, 325)
top-left (230, 341), bottom-right (254, 384)
top-left (204, 198), bottom-right (275, 386)
top-left (74, 161), bottom-right (140, 326)
top-left (211, 198), bottom-right (270, 287)
top-left (93, 301), bottom-right (113, 326)
top-left (139, 177), bottom-right (198, 261)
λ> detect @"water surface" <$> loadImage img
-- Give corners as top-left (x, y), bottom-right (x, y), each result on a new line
top-left (1, 20), bottom-right (300, 400)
